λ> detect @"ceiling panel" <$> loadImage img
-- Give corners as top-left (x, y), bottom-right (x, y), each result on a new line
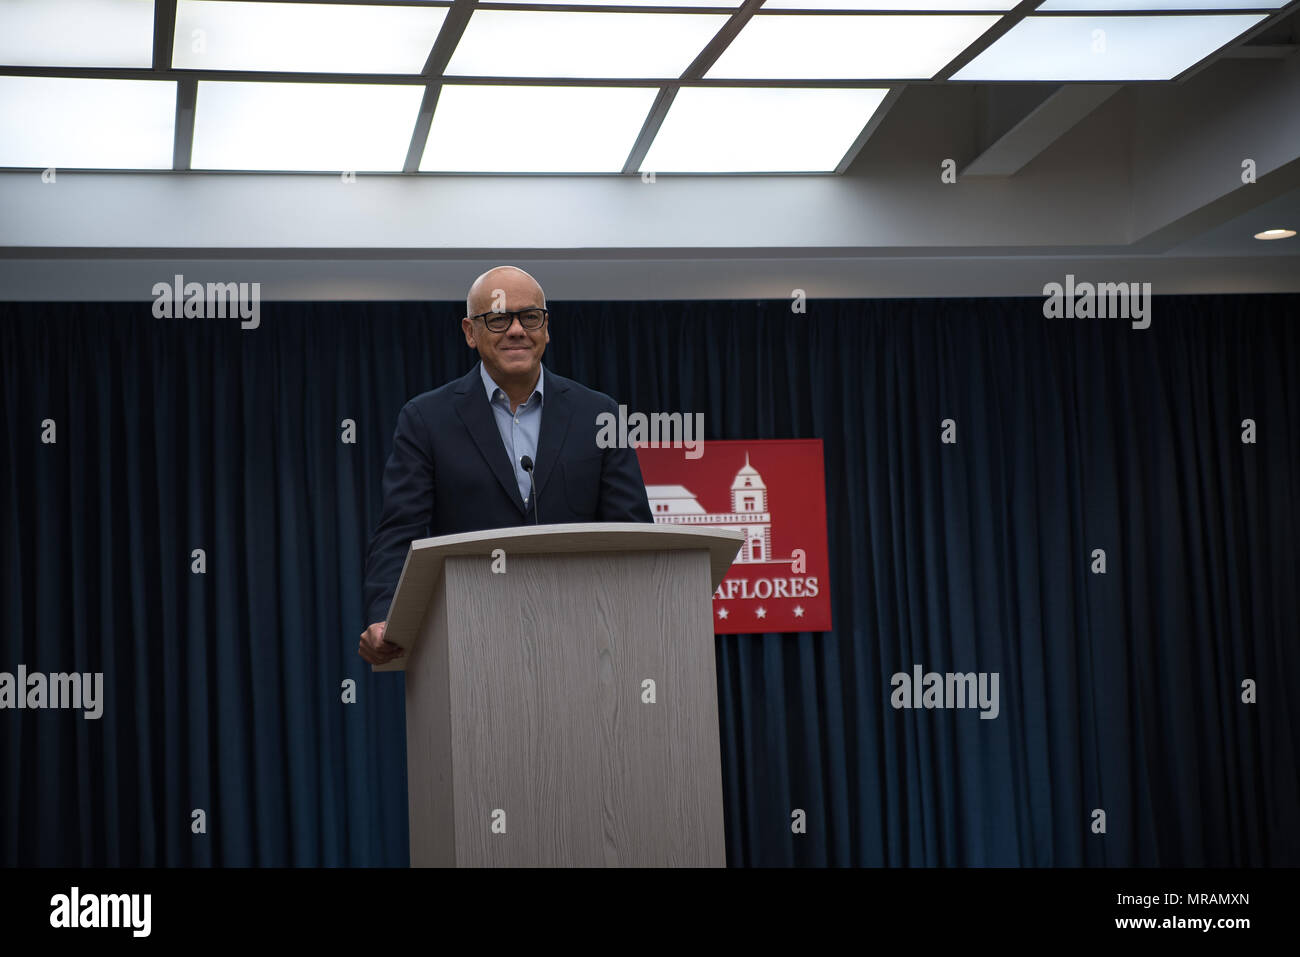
top-left (0, 0), bottom-right (156, 69)
top-left (171, 0), bottom-right (448, 73)
top-left (191, 81), bottom-right (426, 170)
top-left (445, 10), bottom-right (730, 78)
top-left (707, 14), bottom-right (1003, 79)
top-left (641, 87), bottom-right (891, 172)
top-left (421, 84), bottom-right (659, 171)
top-left (0, 75), bottom-right (175, 168)
top-left (953, 13), bottom-right (1269, 80)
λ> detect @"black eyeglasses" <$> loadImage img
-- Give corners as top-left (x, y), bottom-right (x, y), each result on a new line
top-left (471, 308), bottom-right (549, 332)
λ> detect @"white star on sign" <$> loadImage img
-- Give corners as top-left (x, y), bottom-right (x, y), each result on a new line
top-left (793, 605), bottom-right (805, 617)
top-left (756, 607), bottom-right (767, 619)
top-left (717, 607), bottom-right (729, 620)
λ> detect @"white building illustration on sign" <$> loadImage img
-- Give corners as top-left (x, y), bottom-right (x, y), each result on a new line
top-left (646, 452), bottom-right (786, 565)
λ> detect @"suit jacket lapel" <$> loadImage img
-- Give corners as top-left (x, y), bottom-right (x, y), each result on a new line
top-left (533, 366), bottom-right (572, 502)
top-left (453, 366), bottom-right (527, 515)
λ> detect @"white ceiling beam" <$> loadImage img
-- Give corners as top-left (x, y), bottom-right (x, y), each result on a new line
top-left (2, 254), bottom-right (1296, 301)
top-left (962, 84), bottom-right (1121, 178)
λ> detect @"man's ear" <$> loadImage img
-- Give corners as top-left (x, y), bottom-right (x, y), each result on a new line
top-left (462, 316), bottom-right (476, 348)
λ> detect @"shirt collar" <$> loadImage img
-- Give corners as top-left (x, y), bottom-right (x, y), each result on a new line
top-left (480, 361), bottom-right (544, 407)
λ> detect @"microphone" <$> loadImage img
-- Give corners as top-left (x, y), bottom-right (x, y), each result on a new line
top-left (520, 455), bottom-right (540, 525)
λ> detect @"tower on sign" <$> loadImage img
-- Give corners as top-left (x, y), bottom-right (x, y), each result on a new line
top-left (647, 452), bottom-right (779, 565)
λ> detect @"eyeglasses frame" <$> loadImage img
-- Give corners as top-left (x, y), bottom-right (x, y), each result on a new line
top-left (470, 308), bottom-right (550, 333)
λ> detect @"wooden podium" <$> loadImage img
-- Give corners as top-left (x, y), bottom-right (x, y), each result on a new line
top-left (374, 522), bottom-right (744, 867)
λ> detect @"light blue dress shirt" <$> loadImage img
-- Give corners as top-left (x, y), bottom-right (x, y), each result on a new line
top-left (479, 361), bottom-right (544, 506)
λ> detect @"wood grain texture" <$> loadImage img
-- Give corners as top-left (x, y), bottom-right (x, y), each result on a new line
top-left (405, 549), bottom-right (726, 867)
top-left (405, 582), bottom-right (456, 866)
top-left (590, 551), bottom-right (726, 867)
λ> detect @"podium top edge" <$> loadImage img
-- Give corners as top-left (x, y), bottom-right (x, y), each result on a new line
top-left (410, 522), bottom-right (742, 551)
top-left (409, 522), bottom-right (743, 587)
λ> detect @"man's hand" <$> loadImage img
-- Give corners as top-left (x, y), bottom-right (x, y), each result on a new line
top-left (358, 620), bottom-right (404, 666)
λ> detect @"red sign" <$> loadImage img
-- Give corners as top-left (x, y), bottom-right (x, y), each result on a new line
top-left (634, 439), bottom-right (832, 634)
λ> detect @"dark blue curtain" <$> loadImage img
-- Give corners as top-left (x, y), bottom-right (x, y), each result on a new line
top-left (2, 296), bottom-right (1297, 866)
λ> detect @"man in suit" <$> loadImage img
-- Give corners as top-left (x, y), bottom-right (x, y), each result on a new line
top-left (358, 265), bottom-right (653, 665)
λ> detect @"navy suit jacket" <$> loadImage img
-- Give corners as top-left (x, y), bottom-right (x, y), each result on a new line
top-left (363, 364), bottom-right (654, 625)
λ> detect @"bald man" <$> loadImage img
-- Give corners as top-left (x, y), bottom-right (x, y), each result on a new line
top-left (358, 266), bottom-right (654, 666)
